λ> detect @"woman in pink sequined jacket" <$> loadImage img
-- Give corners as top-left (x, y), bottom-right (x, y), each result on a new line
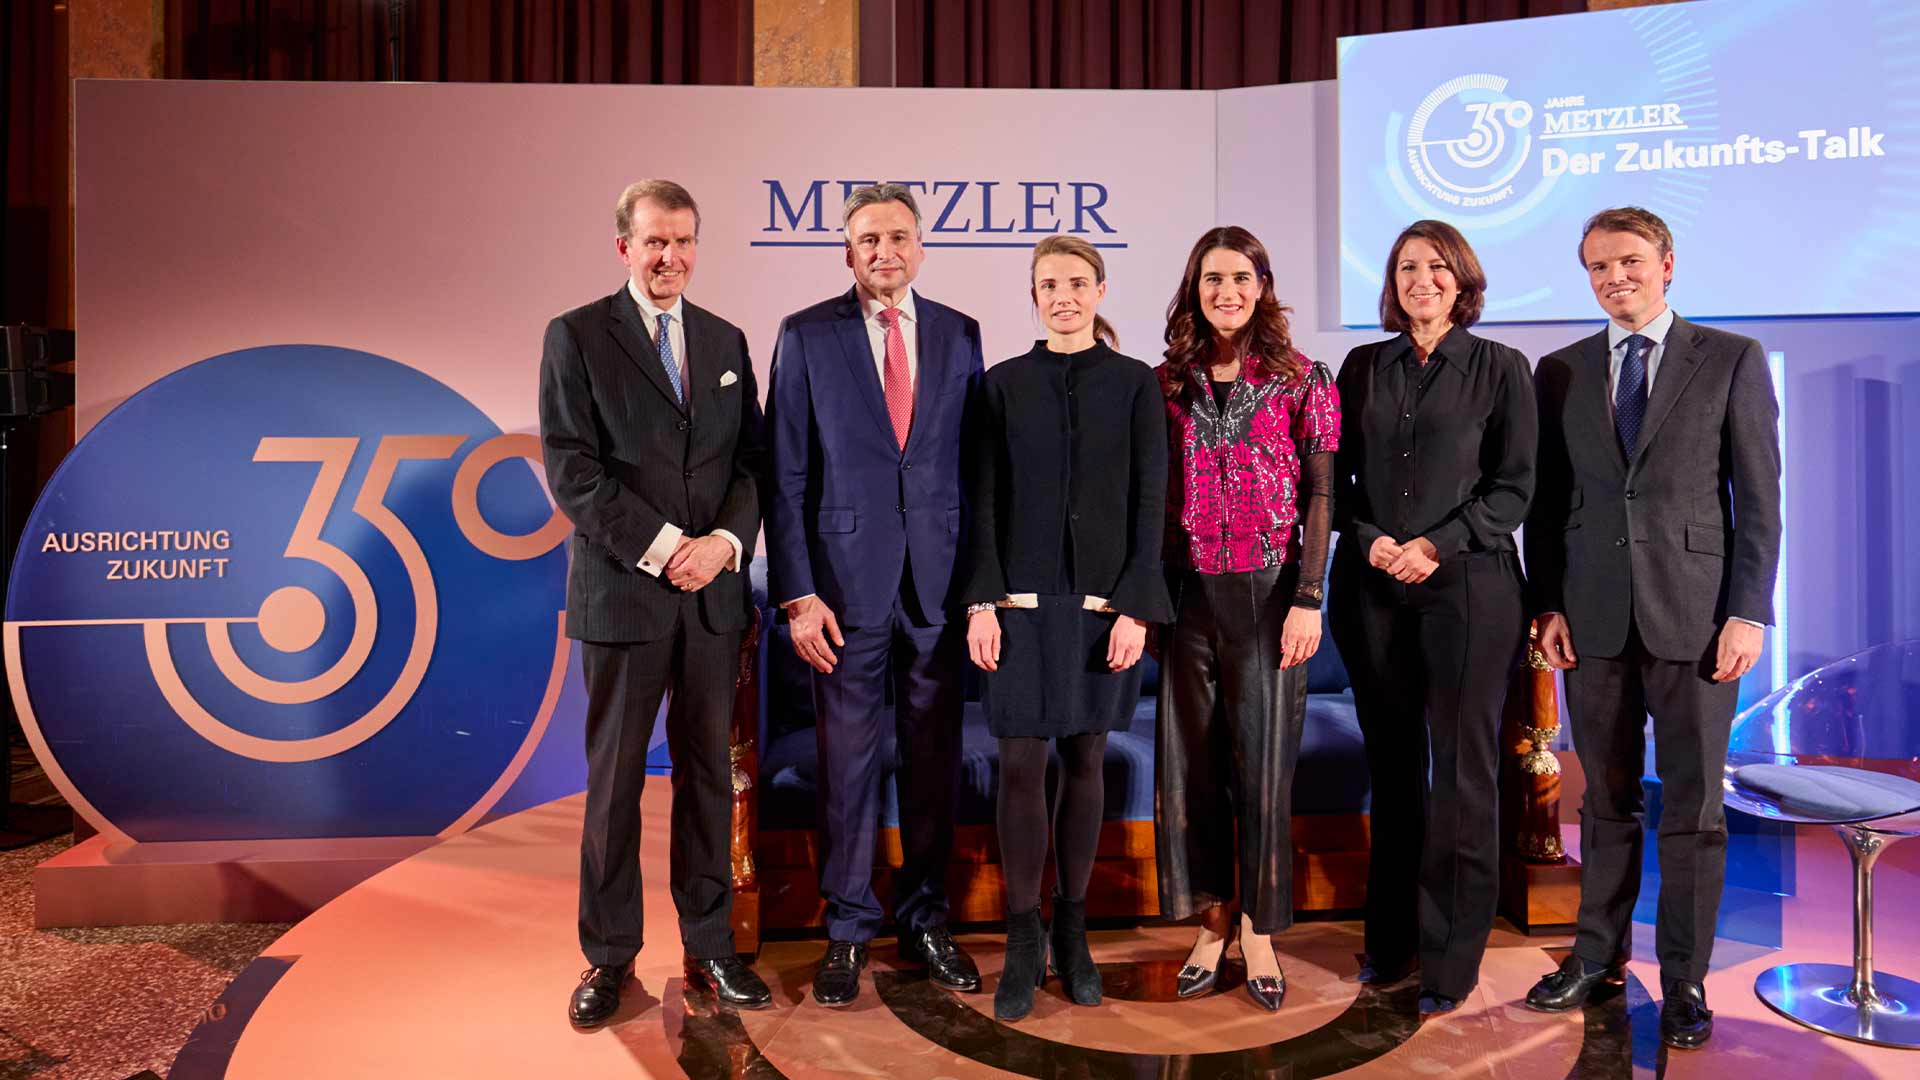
top-left (1153, 226), bottom-right (1339, 1013)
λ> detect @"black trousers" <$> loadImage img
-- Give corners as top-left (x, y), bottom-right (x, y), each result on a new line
top-left (1155, 566), bottom-right (1308, 936)
top-left (812, 579), bottom-right (965, 943)
top-left (1563, 622), bottom-right (1739, 983)
top-left (577, 604), bottom-right (741, 966)
top-left (1328, 548), bottom-right (1524, 999)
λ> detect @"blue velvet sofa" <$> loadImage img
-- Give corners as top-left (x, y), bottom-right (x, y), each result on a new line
top-left (741, 557), bottom-right (1375, 932)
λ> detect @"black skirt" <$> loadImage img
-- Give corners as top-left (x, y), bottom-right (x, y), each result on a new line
top-left (983, 594), bottom-right (1144, 738)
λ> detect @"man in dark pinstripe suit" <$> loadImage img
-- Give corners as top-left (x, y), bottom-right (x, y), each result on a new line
top-left (539, 179), bottom-right (770, 1027)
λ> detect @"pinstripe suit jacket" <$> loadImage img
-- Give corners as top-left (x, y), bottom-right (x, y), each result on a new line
top-left (538, 285), bottom-right (764, 642)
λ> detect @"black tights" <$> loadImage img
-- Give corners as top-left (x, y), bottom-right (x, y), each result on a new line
top-left (995, 733), bottom-right (1107, 913)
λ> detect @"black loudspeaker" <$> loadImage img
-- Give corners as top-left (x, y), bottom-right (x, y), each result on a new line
top-left (0, 325), bottom-right (76, 421)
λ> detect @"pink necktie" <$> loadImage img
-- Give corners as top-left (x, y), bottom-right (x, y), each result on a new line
top-left (878, 308), bottom-right (912, 448)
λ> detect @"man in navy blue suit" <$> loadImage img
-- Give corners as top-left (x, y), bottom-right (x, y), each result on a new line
top-left (765, 183), bottom-right (985, 1005)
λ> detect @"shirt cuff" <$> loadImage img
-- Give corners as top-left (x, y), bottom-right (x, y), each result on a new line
top-left (1728, 616), bottom-right (1767, 629)
top-left (781, 593), bottom-right (818, 611)
top-left (1424, 519), bottom-right (1471, 558)
top-left (710, 529), bottom-right (744, 572)
top-left (635, 522), bottom-right (684, 577)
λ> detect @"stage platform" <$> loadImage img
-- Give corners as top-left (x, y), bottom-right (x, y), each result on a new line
top-left (169, 786), bottom-right (1920, 1079)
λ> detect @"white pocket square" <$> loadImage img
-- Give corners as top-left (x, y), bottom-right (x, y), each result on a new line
top-left (719, 370), bottom-right (738, 387)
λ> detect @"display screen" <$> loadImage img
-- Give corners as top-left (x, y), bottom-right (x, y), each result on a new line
top-left (1338, 0), bottom-right (1920, 324)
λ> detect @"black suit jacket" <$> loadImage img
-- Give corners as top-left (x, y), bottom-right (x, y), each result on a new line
top-left (538, 286), bottom-right (764, 643)
top-left (1526, 315), bottom-right (1780, 661)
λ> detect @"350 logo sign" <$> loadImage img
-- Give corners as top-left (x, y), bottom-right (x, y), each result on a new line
top-left (5, 346), bottom-right (574, 842)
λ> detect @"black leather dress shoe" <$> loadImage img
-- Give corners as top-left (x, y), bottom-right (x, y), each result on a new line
top-left (1525, 953), bottom-right (1625, 1011)
top-left (569, 964), bottom-right (631, 1029)
top-left (684, 955), bottom-right (773, 1009)
top-left (812, 940), bottom-right (869, 1006)
top-left (899, 925), bottom-right (982, 992)
top-left (1358, 953), bottom-right (1418, 986)
top-left (1660, 979), bottom-right (1714, 1049)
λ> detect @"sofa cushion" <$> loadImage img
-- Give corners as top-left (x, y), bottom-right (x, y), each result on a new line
top-left (1305, 634), bottom-right (1350, 694)
top-left (757, 689), bottom-right (1371, 833)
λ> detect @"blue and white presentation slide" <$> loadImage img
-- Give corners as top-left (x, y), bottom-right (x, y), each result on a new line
top-left (1337, 0), bottom-right (1920, 324)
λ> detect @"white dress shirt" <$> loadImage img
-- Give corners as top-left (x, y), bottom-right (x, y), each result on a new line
top-left (628, 280), bottom-right (689, 393)
top-left (624, 280), bottom-right (742, 578)
top-left (1605, 304), bottom-right (1676, 414)
top-left (861, 287), bottom-right (919, 392)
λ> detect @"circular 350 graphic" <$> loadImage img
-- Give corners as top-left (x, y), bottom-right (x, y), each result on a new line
top-left (1406, 73), bottom-right (1536, 209)
top-left (5, 345), bottom-right (572, 842)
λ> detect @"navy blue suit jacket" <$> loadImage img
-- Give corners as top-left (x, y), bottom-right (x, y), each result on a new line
top-left (765, 287), bottom-right (984, 627)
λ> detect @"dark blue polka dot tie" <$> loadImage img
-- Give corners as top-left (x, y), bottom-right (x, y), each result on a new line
top-left (656, 312), bottom-right (684, 404)
top-left (1616, 333), bottom-right (1651, 457)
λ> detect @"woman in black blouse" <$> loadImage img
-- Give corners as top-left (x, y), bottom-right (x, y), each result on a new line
top-left (961, 234), bottom-right (1173, 1021)
top-left (1328, 220), bottom-right (1537, 1016)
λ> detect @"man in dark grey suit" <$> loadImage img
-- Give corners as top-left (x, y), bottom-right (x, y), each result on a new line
top-left (539, 179), bottom-right (771, 1027)
top-left (1524, 207), bottom-right (1781, 1049)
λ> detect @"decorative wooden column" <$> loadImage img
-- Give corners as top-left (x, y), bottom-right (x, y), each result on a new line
top-left (1499, 627), bottom-right (1584, 932)
top-left (726, 0), bottom-right (859, 957)
top-left (755, 0), bottom-right (859, 87)
top-left (728, 613), bottom-right (764, 956)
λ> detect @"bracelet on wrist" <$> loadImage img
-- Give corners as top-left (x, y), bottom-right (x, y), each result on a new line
top-left (965, 602), bottom-right (997, 616)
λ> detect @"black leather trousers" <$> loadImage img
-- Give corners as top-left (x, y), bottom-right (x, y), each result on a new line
top-left (1154, 566), bottom-right (1309, 935)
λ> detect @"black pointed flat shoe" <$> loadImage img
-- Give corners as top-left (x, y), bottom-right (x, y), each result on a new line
top-left (1175, 960), bottom-right (1220, 999)
top-left (1245, 971), bottom-right (1286, 1011)
top-left (1175, 925), bottom-right (1232, 999)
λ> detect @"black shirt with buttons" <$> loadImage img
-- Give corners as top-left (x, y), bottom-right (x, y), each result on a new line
top-left (1332, 325), bottom-right (1537, 558)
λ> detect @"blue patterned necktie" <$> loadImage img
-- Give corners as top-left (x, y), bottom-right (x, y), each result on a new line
top-left (655, 311), bottom-right (684, 404)
top-left (1615, 333), bottom-right (1651, 457)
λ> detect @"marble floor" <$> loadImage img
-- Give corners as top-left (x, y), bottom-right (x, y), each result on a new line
top-left (173, 787), bottom-right (1920, 1079)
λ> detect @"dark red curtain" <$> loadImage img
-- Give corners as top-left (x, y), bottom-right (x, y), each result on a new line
top-left (166, 1), bottom-right (752, 84)
top-left (2, 0), bottom-right (58, 325)
top-left (866, 0), bottom-right (1588, 89)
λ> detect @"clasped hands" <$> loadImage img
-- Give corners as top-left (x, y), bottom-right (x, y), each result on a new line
top-left (664, 535), bottom-right (731, 592)
top-left (1367, 534), bottom-right (1439, 583)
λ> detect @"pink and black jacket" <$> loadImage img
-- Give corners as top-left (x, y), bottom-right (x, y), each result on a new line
top-left (1160, 357), bottom-right (1341, 575)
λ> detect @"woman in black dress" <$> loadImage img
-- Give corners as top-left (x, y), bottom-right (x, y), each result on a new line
top-left (961, 234), bottom-right (1173, 1021)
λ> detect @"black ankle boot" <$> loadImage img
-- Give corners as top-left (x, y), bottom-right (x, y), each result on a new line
top-left (1048, 894), bottom-right (1102, 1006)
top-left (995, 908), bottom-right (1048, 1021)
